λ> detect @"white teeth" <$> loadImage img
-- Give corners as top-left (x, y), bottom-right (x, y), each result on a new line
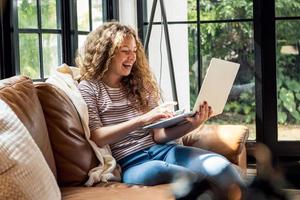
top-left (123, 64), bottom-right (131, 68)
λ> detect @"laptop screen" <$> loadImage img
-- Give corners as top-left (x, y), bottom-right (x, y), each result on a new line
top-left (192, 58), bottom-right (240, 116)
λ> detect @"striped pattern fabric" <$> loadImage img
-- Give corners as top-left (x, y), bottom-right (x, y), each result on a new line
top-left (78, 80), bottom-right (157, 161)
top-left (0, 99), bottom-right (61, 200)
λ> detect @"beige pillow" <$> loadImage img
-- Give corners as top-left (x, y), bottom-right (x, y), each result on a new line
top-left (0, 99), bottom-right (61, 200)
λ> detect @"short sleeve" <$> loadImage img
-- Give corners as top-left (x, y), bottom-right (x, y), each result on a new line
top-left (78, 80), bottom-right (103, 131)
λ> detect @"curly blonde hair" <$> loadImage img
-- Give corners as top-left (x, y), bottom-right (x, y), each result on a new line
top-left (76, 21), bottom-right (160, 112)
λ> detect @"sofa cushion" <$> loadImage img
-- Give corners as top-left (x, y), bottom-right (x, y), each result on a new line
top-left (35, 82), bottom-right (99, 186)
top-left (0, 99), bottom-right (61, 200)
top-left (0, 76), bottom-right (57, 177)
top-left (182, 124), bottom-right (249, 164)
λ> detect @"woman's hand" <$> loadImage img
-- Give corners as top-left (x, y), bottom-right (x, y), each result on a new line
top-left (186, 101), bottom-right (213, 128)
top-left (138, 101), bottom-right (177, 126)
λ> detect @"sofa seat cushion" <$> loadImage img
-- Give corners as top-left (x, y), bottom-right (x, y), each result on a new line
top-left (61, 183), bottom-right (174, 200)
top-left (0, 99), bottom-right (61, 200)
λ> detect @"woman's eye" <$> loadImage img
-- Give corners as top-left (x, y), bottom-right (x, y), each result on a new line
top-left (120, 49), bottom-right (136, 54)
top-left (121, 49), bottom-right (129, 53)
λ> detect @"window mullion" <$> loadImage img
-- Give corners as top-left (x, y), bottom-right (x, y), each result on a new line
top-left (36, 0), bottom-right (44, 79)
top-left (73, 0), bottom-right (78, 62)
top-left (253, 0), bottom-right (278, 151)
top-left (136, 0), bottom-right (145, 42)
top-left (196, 0), bottom-right (201, 92)
top-left (11, 0), bottom-right (18, 76)
top-left (61, 0), bottom-right (75, 66)
top-left (89, 0), bottom-right (92, 31)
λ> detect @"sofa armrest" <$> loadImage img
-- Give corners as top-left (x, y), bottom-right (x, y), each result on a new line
top-left (181, 124), bottom-right (249, 166)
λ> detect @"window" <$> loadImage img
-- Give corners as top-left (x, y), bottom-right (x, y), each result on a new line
top-left (139, 0), bottom-right (256, 139)
top-left (16, 0), bottom-right (62, 79)
top-left (275, 0), bottom-right (300, 141)
top-left (76, 0), bottom-right (104, 49)
top-left (138, 0), bottom-right (300, 156)
top-left (7, 0), bottom-right (111, 80)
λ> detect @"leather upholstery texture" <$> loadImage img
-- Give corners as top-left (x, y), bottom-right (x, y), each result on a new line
top-left (61, 183), bottom-right (173, 200)
top-left (35, 82), bottom-right (99, 186)
top-left (182, 124), bottom-right (249, 174)
top-left (182, 125), bottom-right (249, 162)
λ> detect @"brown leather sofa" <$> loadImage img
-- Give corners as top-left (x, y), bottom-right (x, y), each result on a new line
top-left (0, 75), bottom-right (249, 200)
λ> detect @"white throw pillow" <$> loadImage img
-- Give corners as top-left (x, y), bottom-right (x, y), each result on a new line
top-left (0, 99), bottom-right (61, 200)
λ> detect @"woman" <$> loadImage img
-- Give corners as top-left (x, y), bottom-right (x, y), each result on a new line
top-left (77, 21), bottom-right (244, 190)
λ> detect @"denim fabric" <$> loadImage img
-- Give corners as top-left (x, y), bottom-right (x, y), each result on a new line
top-left (118, 143), bottom-right (244, 187)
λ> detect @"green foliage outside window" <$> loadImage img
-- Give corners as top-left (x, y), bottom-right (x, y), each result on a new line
top-left (18, 0), bottom-right (37, 28)
top-left (41, 0), bottom-right (59, 29)
top-left (19, 33), bottom-right (40, 79)
top-left (188, 0), bottom-right (255, 124)
top-left (276, 0), bottom-right (300, 124)
top-left (277, 38), bottom-right (300, 124)
top-left (187, 0), bottom-right (300, 125)
top-left (18, 0), bottom-right (60, 79)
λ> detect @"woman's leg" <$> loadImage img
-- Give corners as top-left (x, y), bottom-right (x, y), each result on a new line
top-left (162, 145), bottom-right (245, 189)
top-left (119, 144), bottom-right (199, 186)
top-left (122, 160), bottom-right (197, 186)
top-left (120, 143), bottom-right (244, 188)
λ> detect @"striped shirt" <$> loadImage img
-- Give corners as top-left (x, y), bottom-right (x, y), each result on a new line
top-left (78, 79), bottom-right (157, 161)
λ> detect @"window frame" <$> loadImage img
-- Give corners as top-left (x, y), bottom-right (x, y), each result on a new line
top-left (13, 0), bottom-right (64, 80)
top-left (0, 0), bottom-right (118, 80)
top-left (1, 1), bottom-right (15, 79)
top-left (137, 0), bottom-right (300, 158)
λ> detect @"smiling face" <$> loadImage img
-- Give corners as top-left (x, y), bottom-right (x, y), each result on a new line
top-left (104, 35), bottom-right (137, 87)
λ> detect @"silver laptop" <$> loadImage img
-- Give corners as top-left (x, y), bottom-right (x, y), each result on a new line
top-left (143, 58), bottom-right (240, 129)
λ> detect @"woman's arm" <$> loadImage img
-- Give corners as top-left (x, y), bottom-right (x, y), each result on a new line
top-left (91, 108), bottom-right (173, 147)
top-left (90, 116), bottom-right (142, 147)
top-left (153, 101), bottom-right (212, 143)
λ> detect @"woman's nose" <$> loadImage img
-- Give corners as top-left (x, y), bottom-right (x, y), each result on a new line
top-left (128, 51), bottom-right (136, 60)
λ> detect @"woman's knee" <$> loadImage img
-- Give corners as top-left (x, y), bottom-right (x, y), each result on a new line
top-left (197, 153), bottom-right (231, 176)
top-left (165, 145), bottom-right (230, 175)
top-left (122, 161), bottom-right (172, 185)
top-left (122, 160), bottom-right (196, 186)
top-left (174, 150), bottom-right (239, 181)
top-left (197, 153), bottom-right (245, 188)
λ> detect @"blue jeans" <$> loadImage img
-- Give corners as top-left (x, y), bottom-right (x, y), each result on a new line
top-left (118, 143), bottom-right (244, 188)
